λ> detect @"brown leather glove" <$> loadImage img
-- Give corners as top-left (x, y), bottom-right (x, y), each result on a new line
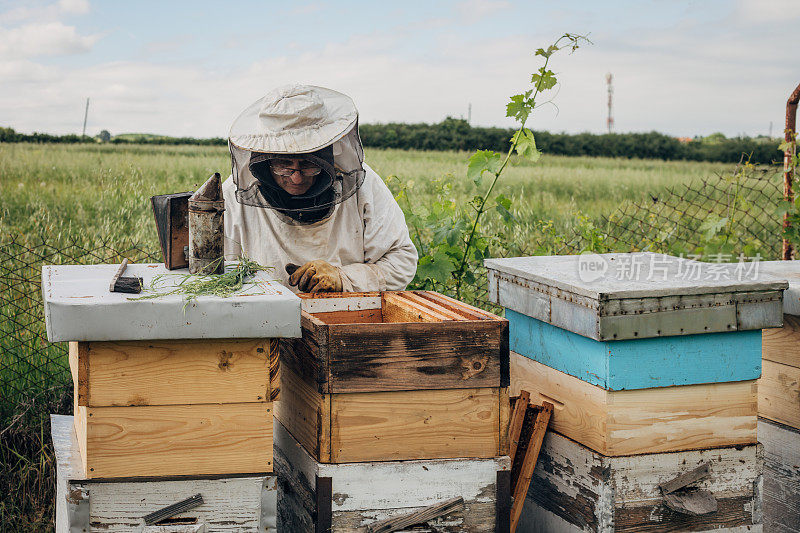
top-left (285, 260), bottom-right (343, 293)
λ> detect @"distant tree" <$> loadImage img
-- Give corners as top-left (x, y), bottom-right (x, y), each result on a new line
top-left (702, 132), bottom-right (727, 144)
top-left (98, 130), bottom-right (111, 142)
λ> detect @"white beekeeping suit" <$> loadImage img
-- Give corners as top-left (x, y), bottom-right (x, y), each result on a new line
top-left (223, 84), bottom-right (418, 292)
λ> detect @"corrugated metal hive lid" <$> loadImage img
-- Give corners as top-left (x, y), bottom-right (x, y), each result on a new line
top-left (485, 253), bottom-right (787, 341)
top-left (484, 253), bottom-right (787, 300)
top-left (756, 260), bottom-right (800, 315)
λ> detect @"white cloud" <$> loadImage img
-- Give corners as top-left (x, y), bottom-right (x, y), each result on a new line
top-left (0, 0), bottom-right (90, 24)
top-left (0, 21), bottom-right (98, 58)
top-left (735, 0), bottom-right (800, 24)
top-left (58, 0), bottom-right (90, 15)
top-left (456, 0), bottom-right (511, 23)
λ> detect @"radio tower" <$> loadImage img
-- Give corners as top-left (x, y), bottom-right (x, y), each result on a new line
top-left (606, 73), bottom-right (614, 133)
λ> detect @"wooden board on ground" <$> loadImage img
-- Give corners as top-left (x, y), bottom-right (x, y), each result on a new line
top-left (74, 402), bottom-right (273, 478)
top-left (511, 352), bottom-right (757, 456)
top-left (69, 339), bottom-right (277, 407)
top-left (762, 314), bottom-right (800, 368)
top-left (277, 361), bottom-right (501, 463)
top-left (51, 414), bottom-right (276, 532)
top-left (758, 417), bottom-right (800, 533)
top-left (287, 291), bottom-right (509, 394)
top-left (274, 419), bottom-right (510, 532)
top-left (520, 430), bottom-right (762, 532)
top-left (759, 358), bottom-right (800, 430)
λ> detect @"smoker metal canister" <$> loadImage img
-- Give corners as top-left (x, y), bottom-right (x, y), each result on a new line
top-left (188, 172), bottom-right (225, 275)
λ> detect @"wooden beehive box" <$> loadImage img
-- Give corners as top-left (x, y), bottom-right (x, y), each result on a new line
top-left (511, 352), bottom-right (757, 456)
top-left (52, 415), bottom-right (277, 532)
top-left (276, 291), bottom-right (510, 463)
top-left (43, 263), bottom-right (301, 479)
top-left (275, 420), bottom-right (511, 533)
top-left (757, 261), bottom-right (800, 431)
top-left (69, 339), bottom-right (278, 478)
top-left (522, 431), bottom-right (763, 532)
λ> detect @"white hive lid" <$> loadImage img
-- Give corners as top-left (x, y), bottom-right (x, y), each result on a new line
top-left (42, 263), bottom-right (301, 341)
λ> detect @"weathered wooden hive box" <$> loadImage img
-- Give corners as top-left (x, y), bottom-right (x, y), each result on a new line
top-left (43, 263), bottom-right (301, 479)
top-left (277, 290), bottom-right (510, 463)
top-left (753, 260), bottom-right (800, 532)
top-left (522, 431), bottom-right (763, 533)
top-left (275, 420), bottom-right (511, 532)
top-left (485, 252), bottom-right (785, 531)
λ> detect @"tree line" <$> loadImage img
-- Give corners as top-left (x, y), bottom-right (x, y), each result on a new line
top-left (1, 119), bottom-right (783, 164)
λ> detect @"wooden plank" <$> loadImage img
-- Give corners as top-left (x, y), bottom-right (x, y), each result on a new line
top-left (79, 339), bottom-right (272, 407)
top-left (311, 309), bottom-right (383, 324)
top-left (508, 309), bottom-right (763, 390)
top-left (396, 292), bottom-right (467, 321)
top-left (72, 385), bottom-right (88, 477)
top-left (382, 292), bottom-right (454, 322)
top-left (315, 476), bottom-right (332, 533)
top-left (366, 496), bottom-right (463, 533)
top-left (763, 314), bottom-right (800, 367)
top-left (499, 387), bottom-right (510, 456)
top-left (511, 402), bottom-right (552, 532)
top-left (496, 470), bottom-right (511, 533)
top-left (69, 341), bottom-right (90, 405)
top-left (269, 339), bottom-right (280, 402)
top-left (414, 290), bottom-right (500, 320)
top-left (275, 361), bottom-right (330, 463)
top-left (298, 292), bottom-right (382, 313)
top-left (81, 402), bottom-right (273, 478)
top-left (658, 462), bottom-right (711, 494)
top-left (508, 391), bottom-right (530, 462)
top-left (327, 321), bottom-right (505, 393)
top-left (330, 387), bottom-right (499, 462)
top-left (380, 294), bottom-right (439, 323)
top-left (759, 359), bottom-right (800, 429)
top-left (511, 352), bottom-right (757, 456)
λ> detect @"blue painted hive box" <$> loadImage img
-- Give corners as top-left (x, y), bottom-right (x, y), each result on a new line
top-left (485, 253), bottom-right (787, 390)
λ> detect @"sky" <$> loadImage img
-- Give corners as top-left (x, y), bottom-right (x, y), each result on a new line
top-left (1, 0), bottom-right (798, 138)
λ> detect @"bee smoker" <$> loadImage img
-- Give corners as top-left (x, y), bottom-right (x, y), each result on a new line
top-left (188, 172), bottom-right (225, 274)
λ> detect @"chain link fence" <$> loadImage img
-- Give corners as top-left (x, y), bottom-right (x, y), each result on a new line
top-left (0, 235), bottom-right (160, 532)
top-left (0, 163), bottom-right (787, 531)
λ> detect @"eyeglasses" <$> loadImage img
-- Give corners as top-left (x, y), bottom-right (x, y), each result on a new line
top-left (269, 159), bottom-right (323, 178)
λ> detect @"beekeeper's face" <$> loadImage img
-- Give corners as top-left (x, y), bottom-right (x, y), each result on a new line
top-left (268, 158), bottom-right (322, 196)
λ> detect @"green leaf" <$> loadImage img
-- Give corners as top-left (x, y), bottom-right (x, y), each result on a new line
top-left (531, 67), bottom-right (557, 91)
top-left (699, 215), bottom-right (729, 241)
top-left (495, 193), bottom-right (516, 224)
top-left (506, 90), bottom-right (533, 122)
top-left (467, 150), bottom-right (503, 187)
top-left (535, 44), bottom-right (559, 58)
top-left (510, 128), bottom-right (541, 162)
top-left (417, 251), bottom-right (457, 285)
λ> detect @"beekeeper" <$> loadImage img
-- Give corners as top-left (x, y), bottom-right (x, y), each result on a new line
top-left (223, 84), bottom-right (418, 293)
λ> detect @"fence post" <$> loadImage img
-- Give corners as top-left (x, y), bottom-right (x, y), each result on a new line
top-left (782, 82), bottom-right (800, 260)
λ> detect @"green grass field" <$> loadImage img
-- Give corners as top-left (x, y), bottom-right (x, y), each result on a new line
top-left (0, 142), bottom-right (782, 532)
top-left (0, 142), bottom-right (731, 252)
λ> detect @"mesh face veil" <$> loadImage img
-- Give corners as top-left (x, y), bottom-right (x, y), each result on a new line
top-left (228, 84), bottom-right (366, 224)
